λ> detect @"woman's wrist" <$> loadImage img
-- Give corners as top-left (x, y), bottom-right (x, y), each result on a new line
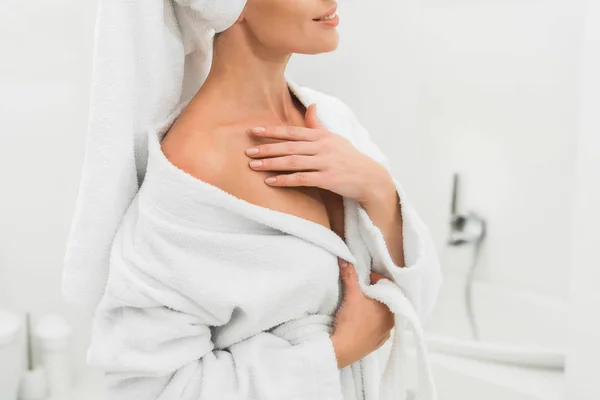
top-left (359, 166), bottom-right (397, 212)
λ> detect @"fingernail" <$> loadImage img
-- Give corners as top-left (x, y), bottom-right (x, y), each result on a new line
top-left (265, 177), bottom-right (276, 183)
top-left (249, 160), bottom-right (262, 167)
top-left (246, 147), bottom-right (259, 155)
top-left (252, 127), bottom-right (266, 133)
top-left (340, 260), bottom-right (349, 268)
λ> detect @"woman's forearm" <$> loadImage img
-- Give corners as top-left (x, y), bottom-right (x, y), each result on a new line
top-left (359, 170), bottom-right (406, 268)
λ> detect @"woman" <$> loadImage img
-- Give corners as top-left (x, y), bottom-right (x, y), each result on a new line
top-left (63, 0), bottom-right (442, 399)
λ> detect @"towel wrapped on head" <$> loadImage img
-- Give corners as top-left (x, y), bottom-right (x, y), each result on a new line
top-left (62, 0), bottom-right (247, 314)
top-left (174, 0), bottom-right (247, 53)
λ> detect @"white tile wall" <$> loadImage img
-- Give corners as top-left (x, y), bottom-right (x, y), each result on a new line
top-left (290, 0), bottom-right (584, 299)
top-left (1, 0), bottom-right (593, 395)
top-left (564, 0), bottom-right (600, 397)
top-left (0, 0), bottom-right (98, 381)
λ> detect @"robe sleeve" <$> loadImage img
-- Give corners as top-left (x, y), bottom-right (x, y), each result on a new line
top-left (86, 257), bottom-right (344, 400)
top-left (340, 102), bottom-right (443, 324)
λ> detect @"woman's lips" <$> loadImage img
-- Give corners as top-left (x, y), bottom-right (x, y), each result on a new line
top-left (314, 14), bottom-right (339, 27)
top-left (313, 5), bottom-right (338, 21)
top-left (313, 6), bottom-right (339, 28)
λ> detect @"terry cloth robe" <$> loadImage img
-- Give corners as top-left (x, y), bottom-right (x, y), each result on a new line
top-left (85, 76), bottom-right (443, 400)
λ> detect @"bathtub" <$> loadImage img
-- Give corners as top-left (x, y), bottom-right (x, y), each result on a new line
top-left (404, 273), bottom-right (568, 400)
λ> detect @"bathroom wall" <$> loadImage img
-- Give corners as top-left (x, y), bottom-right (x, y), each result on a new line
top-left (564, 0), bottom-right (600, 397)
top-left (0, 0), bottom-right (99, 376)
top-left (0, 0), bottom-right (589, 388)
top-left (289, 0), bottom-right (585, 300)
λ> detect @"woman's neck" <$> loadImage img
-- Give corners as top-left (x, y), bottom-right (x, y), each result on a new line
top-left (189, 30), bottom-right (303, 126)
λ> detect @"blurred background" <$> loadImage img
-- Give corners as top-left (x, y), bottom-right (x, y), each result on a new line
top-left (1, 0), bottom-right (599, 399)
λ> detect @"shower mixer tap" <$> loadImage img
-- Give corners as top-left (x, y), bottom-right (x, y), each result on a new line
top-left (447, 172), bottom-right (487, 341)
top-left (448, 173), bottom-right (486, 246)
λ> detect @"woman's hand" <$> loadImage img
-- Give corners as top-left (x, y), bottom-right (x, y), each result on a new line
top-left (330, 259), bottom-right (395, 369)
top-left (244, 104), bottom-right (392, 206)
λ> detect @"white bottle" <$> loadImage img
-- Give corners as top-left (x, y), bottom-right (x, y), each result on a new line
top-left (17, 367), bottom-right (48, 400)
top-left (34, 314), bottom-right (73, 400)
top-left (0, 309), bottom-right (23, 400)
top-left (17, 312), bottom-right (48, 400)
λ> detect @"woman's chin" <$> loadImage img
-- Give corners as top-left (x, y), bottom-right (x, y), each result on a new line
top-left (325, 35), bottom-right (340, 52)
top-left (307, 35), bottom-right (340, 54)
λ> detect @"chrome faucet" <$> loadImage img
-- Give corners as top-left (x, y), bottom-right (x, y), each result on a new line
top-left (447, 173), bottom-right (486, 341)
top-left (448, 173), bottom-right (486, 246)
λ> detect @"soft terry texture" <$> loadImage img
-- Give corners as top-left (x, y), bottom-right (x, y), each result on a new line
top-left (61, 0), bottom-right (249, 315)
top-left (61, 0), bottom-right (443, 398)
top-left (85, 78), bottom-right (442, 400)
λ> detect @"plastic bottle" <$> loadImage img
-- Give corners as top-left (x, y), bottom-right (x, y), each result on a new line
top-left (34, 313), bottom-right (73, 399)
top-left (17, 312), bottom-right (47, 400)
top-left (0, 309), bottom-right (24, 400)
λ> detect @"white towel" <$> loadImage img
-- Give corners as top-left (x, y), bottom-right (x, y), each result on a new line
top-left (62, 1), bottom-right (443, 399)
top-left (62, 0), bottom-right (246, 314)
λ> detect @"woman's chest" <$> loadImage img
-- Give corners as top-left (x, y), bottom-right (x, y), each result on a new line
top-left (206, 131), bottom-right (347, 238)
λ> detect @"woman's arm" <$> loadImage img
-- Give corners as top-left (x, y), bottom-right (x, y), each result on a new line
top-left (341, 101), bottom-right (443, 324)
top-left (91, 302), bottom-right (341, 400)
top-left (88, 250), bottom-right (344, 400)
top-left (356, 165), bottom-right (406, 268)
top-left (239, 95), bottom-right (442, 324)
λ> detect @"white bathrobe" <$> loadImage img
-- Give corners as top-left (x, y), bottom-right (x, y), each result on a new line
top-left (85, 76), bottom-right (442, 400)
